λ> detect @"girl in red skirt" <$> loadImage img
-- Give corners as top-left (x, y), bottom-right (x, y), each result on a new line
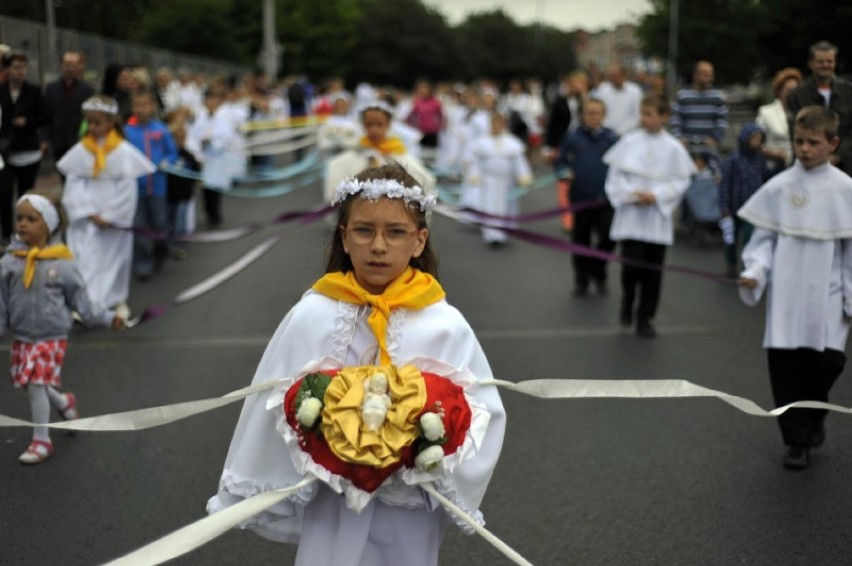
top-left (0, 190), bottom-right (123, 464)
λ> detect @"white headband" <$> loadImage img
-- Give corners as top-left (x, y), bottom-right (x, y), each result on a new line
top-left (18, 194), bottom-right (60, 233)
top-left (332, 178), bottom-right (437, 212)
top-left (82, 97), bottom-right (119, 115)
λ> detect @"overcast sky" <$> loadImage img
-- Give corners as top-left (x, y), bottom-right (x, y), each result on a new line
top-left (423, 0), bottom-right (650, 31)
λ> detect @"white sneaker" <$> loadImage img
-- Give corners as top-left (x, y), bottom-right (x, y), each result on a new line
top-left (115, 302), bottom-right (131, 320)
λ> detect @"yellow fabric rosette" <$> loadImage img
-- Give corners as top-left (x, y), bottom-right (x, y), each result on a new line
top-left (321, 364), bottom-right (426, 468)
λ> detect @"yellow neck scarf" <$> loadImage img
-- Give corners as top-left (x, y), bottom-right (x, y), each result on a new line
top-left (81, 129), bottom-right (122, 177)
top-left (359, 135), bottom-right (407, 156)
top-left (12, 244), bottom-right (74, 288)
top-left (312, 267), bottom-right (445, 364)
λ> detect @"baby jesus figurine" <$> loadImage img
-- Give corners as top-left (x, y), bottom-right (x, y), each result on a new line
top-left (361, 372), bottom-right (392, 432)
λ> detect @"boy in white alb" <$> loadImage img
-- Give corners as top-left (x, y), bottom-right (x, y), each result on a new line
top-left (738, 105), bottom-right (852, 470)
top-left (604, 94), bottom-right (695, 338)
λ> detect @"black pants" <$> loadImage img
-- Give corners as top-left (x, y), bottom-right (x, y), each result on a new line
top-left (203, 187), bottom-right (222, 226)
top-left (767, 348), bottom-right (846, 447)
top-left (620, 240), bottom-right (666, 322)
top-left (571, 204), bottom-right (615, 288)
top-left (0, 160), bottom-right (41, 241)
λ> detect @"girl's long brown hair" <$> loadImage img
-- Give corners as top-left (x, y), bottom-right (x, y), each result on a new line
top-left (324, 163), bottom-right (439, 279)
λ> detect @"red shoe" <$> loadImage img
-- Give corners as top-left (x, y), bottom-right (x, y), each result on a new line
top-left (19, 440), bottom-right (54, 464)
top-left (60, 392), bottom-right (78, 420)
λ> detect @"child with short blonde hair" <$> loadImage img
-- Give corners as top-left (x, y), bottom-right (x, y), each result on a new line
top-left (738, 105), bottom-right (852, 470)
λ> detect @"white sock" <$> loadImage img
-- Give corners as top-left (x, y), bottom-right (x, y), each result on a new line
top-left (27, 385), bottom-right (51, 443)
top-left (46, 386), bottom-right (67, 410)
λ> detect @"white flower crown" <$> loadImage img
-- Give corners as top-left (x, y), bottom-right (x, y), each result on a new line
top-left (332, 178), bottom-right (437, 212)
top-left (82, 98), bottom-right (119, 115)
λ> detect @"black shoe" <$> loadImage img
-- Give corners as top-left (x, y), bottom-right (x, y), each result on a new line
top-left (619, 311), bottom-right (633, 327)
top-left (782, 446), bottom-right (809, 470)
top-left (636, 320), bottom-right (656, 339)
top-left (572, 286), bottom-right (589, 297)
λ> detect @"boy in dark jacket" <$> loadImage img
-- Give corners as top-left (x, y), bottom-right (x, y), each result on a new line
top-left (555, 97), bottom-right (619, 296)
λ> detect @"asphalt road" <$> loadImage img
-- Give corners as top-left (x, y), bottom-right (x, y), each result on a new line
top-left (1, 170), bottom-right (850, 566)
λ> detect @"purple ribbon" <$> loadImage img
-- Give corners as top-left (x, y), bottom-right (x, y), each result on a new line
top-left (496, 224), bottom-right (737, 285)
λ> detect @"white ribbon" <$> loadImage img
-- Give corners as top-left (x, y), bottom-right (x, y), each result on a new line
top-left (102, 477), bottom-right (317, 566)
top-left (1, 378), bottom-right (848, 432)
top-left (0, 378), bottom-right (281, 431)
top-left (247, 134), bottom-right (318, 156)
top-left (422, 483), bottom-right (535, 566)
top-left (10, 376), bottom-right (842, 566)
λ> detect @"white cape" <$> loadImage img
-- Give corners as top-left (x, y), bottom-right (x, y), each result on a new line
top-left (56, 140), bottom-right (155, 181)
top-left (207, 292), bottom-right (505, 564)
top-left (604, 129), bottom-right (695, 245)
top-left (467, 133), bottom-right (532, 243)
top-left (58, 140), bottom-right (155, 308)
top-left (737, 161), bottom-right (852, 240)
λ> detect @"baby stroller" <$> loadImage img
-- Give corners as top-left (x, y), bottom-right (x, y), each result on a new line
top-left (682, 170), bottom-right (722, 246)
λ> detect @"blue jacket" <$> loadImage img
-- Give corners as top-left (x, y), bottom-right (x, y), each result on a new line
top-left (125, 118), bottom-right (178, 198)
top-left (555, 125), bottom-right (619, 202)
top-left (719, 122), bottom-right (769, 215)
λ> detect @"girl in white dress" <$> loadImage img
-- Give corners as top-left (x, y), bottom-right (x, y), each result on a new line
top-left (58, 96), bottom-right (155, 315)
top-left (208, 163), bottom-right (505, 566)
top-left (466, 112), bottom-right (533, 245)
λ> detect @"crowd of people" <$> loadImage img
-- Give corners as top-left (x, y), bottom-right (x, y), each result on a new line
top-left (0, 35), bottom-right (849, 566)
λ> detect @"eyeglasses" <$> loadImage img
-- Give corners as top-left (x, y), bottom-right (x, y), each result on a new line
top-left (344, 225), bottom-right (420, 246)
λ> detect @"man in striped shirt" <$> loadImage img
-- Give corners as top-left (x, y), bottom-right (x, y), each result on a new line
top-left (670, 61), bottom-right (729, 152)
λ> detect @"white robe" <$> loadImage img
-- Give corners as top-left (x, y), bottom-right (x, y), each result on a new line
top-left (738, 161), bottom-right (852, 351)
top-left (58, 141), bottom-right (155, 307)
top-left (604, 129), bottom-right (695, 245)
top-left (467, 133), bottom-right (532, 243)
top-left (207, 291), bottom-right (506, 566)
top-left (458, 110), bottom-right (492, 210)
top-left (190, 105), bottom-right (247, 190)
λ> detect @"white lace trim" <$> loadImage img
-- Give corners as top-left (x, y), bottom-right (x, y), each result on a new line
top-left (386, 309), bottom-right (406, 364)
top-left (332, 178), bottom-right (437, 211)
top-left (82, 97), bottom-right (119, 115)
top-left (330, 301), bottom-right (358, 362)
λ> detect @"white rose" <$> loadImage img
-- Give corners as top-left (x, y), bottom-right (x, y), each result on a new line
top-left (296, 397), bottom-right (323, 428)
top-left (415, 445), bottom-right (445, 472)
top-left (419, 412), bottom-right (445, 442)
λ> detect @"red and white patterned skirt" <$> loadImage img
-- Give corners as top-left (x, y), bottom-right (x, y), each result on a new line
top-left (11, 339), bottom-right (68, 388)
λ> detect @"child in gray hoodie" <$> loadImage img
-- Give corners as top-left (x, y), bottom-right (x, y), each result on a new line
top-left (0, 190), bottom-right (123, 464)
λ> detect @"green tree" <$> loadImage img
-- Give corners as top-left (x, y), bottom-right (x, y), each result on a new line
top-left (638, 0), bottom-right (769, 84)
top-left (348, 0), bottom-right (460, 87)
top-left (454, 10), bottom-right (530, 83)
top-left (757, 0), bottom-right (852, 77)
top-left (132, 0), bottom-right (252, 64)
top-left (276, 0), bottom-right (363, 80)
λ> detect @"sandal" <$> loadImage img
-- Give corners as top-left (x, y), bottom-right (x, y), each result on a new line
top-left (59, 392), bottom-right (78, 421)
top-left (19, 440), bottom-right (54, 464)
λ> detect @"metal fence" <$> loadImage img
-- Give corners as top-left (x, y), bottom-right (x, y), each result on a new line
top-left (0, 15), bottom-right (246, 87)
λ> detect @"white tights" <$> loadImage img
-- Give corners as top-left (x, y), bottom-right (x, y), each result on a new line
top-left (27, 384), bottom-right (67, 443)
